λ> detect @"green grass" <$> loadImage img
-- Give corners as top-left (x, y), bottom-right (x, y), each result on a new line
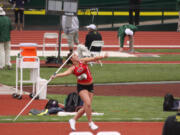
top-left (0, 50), bottom-right (180, 123)
top-left (1, 63), bottom-right (180, 86)
top-left (0, 95), bottom-right (177, 123)
top-left (105, 55), bottom-right (180, 61)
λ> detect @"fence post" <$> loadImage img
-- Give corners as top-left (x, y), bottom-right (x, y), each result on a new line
top-left (112, 9), bottom-right (114, 28)
top-left (161, 8), bottom-right (164, 24)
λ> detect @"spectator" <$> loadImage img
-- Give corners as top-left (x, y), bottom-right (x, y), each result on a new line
top-left (129, 0), bottom-right (141, 26)
top-left (0, 7), bottom-right (13, 70)
top-left (62, 15), bottom-right (79, 52)
top-left (177, 0), bottom-right (180, 32)
top-left (117, 24), bottom-right (138, 52)
top-left (85, 24), bottom-right (102, 50)
top-left (77, 24), bottom-right (102, 58)
top-left (162, 110), bottom-right (180, 135)
top-left (9, 0), bottom-right (27, 31)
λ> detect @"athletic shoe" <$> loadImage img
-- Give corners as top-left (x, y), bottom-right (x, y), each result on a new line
top-left (89, 121), bottom-right (98, 130)
top-left (69, 119), bottom-right (76, 131)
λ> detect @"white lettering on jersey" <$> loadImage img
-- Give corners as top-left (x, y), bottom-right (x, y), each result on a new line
top-left (77, 67), bottom-right (84, 73)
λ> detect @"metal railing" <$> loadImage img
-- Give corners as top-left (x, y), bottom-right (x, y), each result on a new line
top-left (1, 5), bottom-right (179, 30)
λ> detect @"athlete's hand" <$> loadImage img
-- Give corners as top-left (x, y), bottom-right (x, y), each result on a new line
top-left (50, 74), bottom-right (56, 80)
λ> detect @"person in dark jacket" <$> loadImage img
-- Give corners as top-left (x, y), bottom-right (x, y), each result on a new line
top-left (162, 112), bottom-right (180, 135)
top-left (77, 24), bottom-right (102, 58)
top-left (85, 24), bottom-right (102, 50)
top-left (9, 0), bottom-right (27, 31)
top-left (129, 0), bottom-right (141, 25)
top-left (0, 7), bottom-right (13, 70)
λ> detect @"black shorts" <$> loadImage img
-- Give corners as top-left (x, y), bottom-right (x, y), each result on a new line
top-left (77, 83), bottom-right (94, 93)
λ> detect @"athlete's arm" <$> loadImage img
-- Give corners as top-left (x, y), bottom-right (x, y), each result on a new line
top-left (51, 66), bottom-right (74, 79)
top-left (81, 53), bottom-right (108, 63)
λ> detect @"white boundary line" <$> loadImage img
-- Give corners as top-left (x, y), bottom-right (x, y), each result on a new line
top-left (0, 118), bottom-right (165, 123)
top-left (10, 50), bottom-right (137, 57)
top-left (20, 81), bottom-right (180, 90)
top-left (10, 44), bottom-right (180, 48)
top-left (36, 81), bottom-right (180, 87)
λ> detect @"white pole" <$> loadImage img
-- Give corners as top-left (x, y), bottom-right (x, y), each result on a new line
top-left (13, 53), bottom-right (74, 121)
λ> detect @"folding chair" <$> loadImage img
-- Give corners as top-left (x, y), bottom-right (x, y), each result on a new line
top-left (89, 40), bottom-right (104, 66)
top-left (43, 32), bottom-right (59, 57)
top-left (15, 43), bottom-right (40, 99)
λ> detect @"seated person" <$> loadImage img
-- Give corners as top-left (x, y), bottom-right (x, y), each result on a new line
top-left (77, 24), bottom-right (102, 58)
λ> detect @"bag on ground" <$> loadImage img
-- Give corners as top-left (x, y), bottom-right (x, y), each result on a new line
top-left (64, 92), bottom-right (83, 112)
top-left (29, 99), bottom-right (64, 115)
top-left (163, 93), bottom-right (180, 111)
top-left (45, 99), bottom-right (59, 109)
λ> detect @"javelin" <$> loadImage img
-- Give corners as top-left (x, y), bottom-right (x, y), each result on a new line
top-left (13, 53), bottom-right (74, 121)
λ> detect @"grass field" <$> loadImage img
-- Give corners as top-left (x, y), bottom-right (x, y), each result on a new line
top-left (1, 63), bottom-right (180, 86)
top-left (0, 49), bottom-right (179, 122)
top-left (0, 95), bottom-right (177, 122)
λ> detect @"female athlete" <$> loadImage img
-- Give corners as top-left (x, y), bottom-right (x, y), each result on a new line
top-left (51, 52), bottom-right (108, 130)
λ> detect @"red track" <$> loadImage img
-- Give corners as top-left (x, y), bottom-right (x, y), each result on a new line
top-left (0, 122), bottom-right (163, 135)
top-left (11, 31), bottom-right (180, 48)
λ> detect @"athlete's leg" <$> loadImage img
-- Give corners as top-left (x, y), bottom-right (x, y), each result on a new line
top-left (73, 90), bottom-right (93, 121)
top-left (69, 90), bottom-right (93, 130)
top-left (76, 90), bottom-right (93, 122)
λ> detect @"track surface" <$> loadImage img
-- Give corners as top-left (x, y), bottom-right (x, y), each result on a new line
top-left (1, 82), bottom-right (179, 135)
top-left (2, 30), bottom-right (180, 134)
top-left (0, 122), bottom-right (163, 135)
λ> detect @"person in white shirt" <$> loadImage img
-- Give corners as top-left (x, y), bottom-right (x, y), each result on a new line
top-left (62, 15), bottom-right (79, 52)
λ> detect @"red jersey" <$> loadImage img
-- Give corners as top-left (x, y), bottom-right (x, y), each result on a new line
top-left (73, 62), bottom-right (93, 84)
